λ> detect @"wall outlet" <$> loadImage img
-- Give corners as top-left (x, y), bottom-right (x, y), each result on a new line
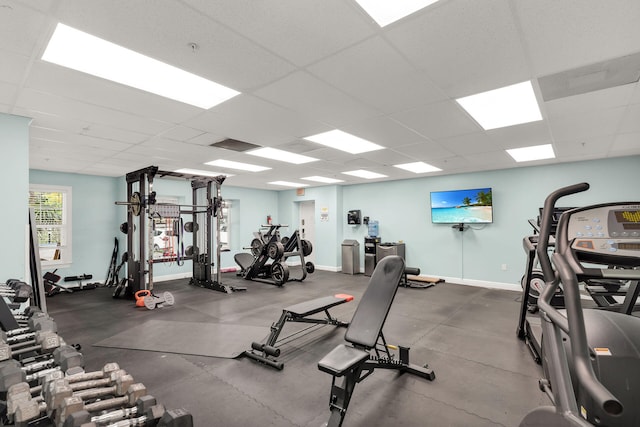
top-left (501, 264), bottom-right (507, 271)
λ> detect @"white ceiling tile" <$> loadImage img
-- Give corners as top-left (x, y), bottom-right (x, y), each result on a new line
top-left (547, 106), bottom-right (626, 141)
top-left (25, 61), bottom-right (204, 123)
top-left (618, 103), bottom-right (640, 134)
top-left (2, 0), bottom-right (638, 187)
top-left (396, 141), bottom-right (456, 160)
top-left (543, 84), bottom-right (636, 118)
top-left (16, 88), bottom-right (172, 136)
top-left (0, 50), bottom-right (31, 85)
top-left (161, 126), bottom-right (206, 142)
top-left (610, 132), bottom-right (640, 154)
top-left (0, 81), bottom-right (17, 102)
top-left (55, 0), bottom-right (295, 91)
top-left (553, 135), bottom-right (614, 159)
top-left (391, 100), bottom-right (480, 139)
top-left (463, 150), bottom-right (514, 167)
top-left (308, 36), bottom-right (447, 113)
top-left (340, 116), bottom-right (426, 148)
top-left (254, 72), bottom-right (382, 127)
top-left (514, 0), bottom-right (640, 75)
top-left (486, 121), bottom-right (552, 149)
top-left (186, 132), bottom-right (225, 146)
top-left (30, 127), bottom-right (133, 151)
top-left (386, 0), bottom-right (530, 97)
top-left (358, 149), bottom-right (414, 166)
top-left (185, 0), bottom-right (375, 67)
top-left (438, 132), bottom-right (499, 156)
top-left (0, 1), bottom-right (51, 56)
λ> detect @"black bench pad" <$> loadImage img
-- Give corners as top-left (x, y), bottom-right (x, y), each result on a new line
top-left (285, 294), bottom-right (353, 317)
top-left (318, 344), bottom-right (369, 376)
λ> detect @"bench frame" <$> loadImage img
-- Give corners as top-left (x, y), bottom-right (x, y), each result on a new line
top-left (242, 294), bottom-right (353, 370)
top-left (318, 256), bottom-right (435, 427)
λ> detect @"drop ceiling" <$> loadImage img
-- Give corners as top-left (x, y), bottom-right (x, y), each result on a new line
top-left (1, 0), bottom-right (639, 190)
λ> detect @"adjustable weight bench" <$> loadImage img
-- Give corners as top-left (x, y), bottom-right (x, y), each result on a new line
top-left (317, 256), bottom-right (435, 427)
top-left (242, 293), bottom-right (353, 370)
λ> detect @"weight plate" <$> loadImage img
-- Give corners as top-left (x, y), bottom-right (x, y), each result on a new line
top-left (163, 291), bottom-right (175, 306)
top-left (143, 295), bottom-right (156, 310)
top-left (301, 240), bottom-right (313, 257)
top-left (130, 192), bottom-right (141, 216)
top-left (267, 242), bottom-right (284, 260)
top-left (305, 261), bottom-right (315, 274)
top-left (281, 236), bottom-right (289, 246)
top-left (251, 238), bottom-right (264, 257)
top-left (271, 262), bottom-right (289, 286)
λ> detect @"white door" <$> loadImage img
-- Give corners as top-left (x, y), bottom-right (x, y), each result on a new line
top-left (299, 201), bottom-right (315, 263)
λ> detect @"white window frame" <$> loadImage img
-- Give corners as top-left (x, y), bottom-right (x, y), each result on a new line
top-left (29, 183), bottom-right (72, 268)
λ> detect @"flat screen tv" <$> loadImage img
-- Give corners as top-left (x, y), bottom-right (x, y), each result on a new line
top-left (430, 187), bottom-right (493, 224)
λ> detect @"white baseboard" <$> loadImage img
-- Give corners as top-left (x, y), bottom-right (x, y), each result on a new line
top-left (153, 272), bottom-right (192, 283)
top-left (435, 275), bottom-right (520, 291)
top-left (315, 265), bottom-right (341, 272)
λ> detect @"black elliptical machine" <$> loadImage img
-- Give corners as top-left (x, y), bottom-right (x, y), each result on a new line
top-left (520, 183), bottom-right (640, 427)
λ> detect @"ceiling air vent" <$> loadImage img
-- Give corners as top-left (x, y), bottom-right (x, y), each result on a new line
top-left (210, 138), bottom-right (261, 152)
top-left (538, 51), bottom-right (640, 102)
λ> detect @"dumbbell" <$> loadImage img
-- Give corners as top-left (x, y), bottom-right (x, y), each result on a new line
top-left (0, 347), bottom-right (84, 395)
top-left (46, 370), bottom-right (131, 412)
top-left (0, 330), bottom-right (63, 361)
top-left (39, 363), bottom-right (120, 408)
top-left (0, 281), bottom-right (33, 303)
top-left (56, 383), bottom-right (147, 426)
top-left (62, 395), bottom-right (157, 427)
top-left (1, 318), bottom-right (58, 345)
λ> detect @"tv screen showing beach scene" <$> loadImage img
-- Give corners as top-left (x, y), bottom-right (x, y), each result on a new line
top-left (430, 188), bottom-right (493, 224)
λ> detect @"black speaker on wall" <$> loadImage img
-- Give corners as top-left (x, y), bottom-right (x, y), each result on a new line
top-left (347, 210), bottom-right (361, 225)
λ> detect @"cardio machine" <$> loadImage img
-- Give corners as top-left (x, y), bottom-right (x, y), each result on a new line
top-left (519, 183), bottom-right (640, 427)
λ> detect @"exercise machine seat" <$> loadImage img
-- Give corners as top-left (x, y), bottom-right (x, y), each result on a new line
top-left (318, 344), bottom-right (370, 377)
top-left (234, 252), bottom-right (254, 271)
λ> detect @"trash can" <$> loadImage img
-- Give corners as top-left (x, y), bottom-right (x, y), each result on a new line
top-left (341, 240), bottom-right (360, 275)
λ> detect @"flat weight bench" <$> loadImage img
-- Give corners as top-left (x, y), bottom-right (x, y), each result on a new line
top-left (318, 256), bottom-right (435, 427)
top-left (242, 294), bottom-right (354, 370)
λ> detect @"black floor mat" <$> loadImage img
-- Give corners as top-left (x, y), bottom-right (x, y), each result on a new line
top-left (94, 319), bottom-right (269, 358)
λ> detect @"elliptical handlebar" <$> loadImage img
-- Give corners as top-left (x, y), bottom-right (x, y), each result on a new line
top-left (535, 182), bottom-right (624, 419)
top-left (536, 183), bottom-right (590, 283)
top-left (552, 253), bottom-right (624, 417)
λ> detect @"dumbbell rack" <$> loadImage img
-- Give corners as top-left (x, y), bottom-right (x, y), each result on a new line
top-left (0, 293), bottom-right (194, 427)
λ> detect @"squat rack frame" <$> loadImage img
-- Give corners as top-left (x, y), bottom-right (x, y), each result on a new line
top-left (116, 166), bottom-right (244, 297)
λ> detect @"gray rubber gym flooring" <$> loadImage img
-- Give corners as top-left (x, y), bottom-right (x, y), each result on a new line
top-left (46, 270), bottom-right (548, 426)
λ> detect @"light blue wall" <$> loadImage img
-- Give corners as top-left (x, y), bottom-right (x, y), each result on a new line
top-left (337, 156), bottom-right (639, 286)
top-left (29, 170), bottom-right (121, 281)
top-left (24, 155), bottom-right (640, 287)
top-left (29, 171), bottom-right (279, 281)
top-left (0, 113), bottom-right (31, 281)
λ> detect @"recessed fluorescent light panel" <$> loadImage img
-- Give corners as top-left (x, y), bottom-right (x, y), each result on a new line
top-left (301, 176), bottom-right (344, 184)
top-left (393, 162), bottom-right (442, 173)
top-left (506, 144), bottom-right (555, 162)
top-left (456, 81), bottom-right (542, 130)
top-left (342, 170), bottom-right (388, 179)
top-left (304, 130), bottom-right (384, 154)
top-left (268, 181), bottom-right (309, 188)
top-left (174, 168), bottom-right (234, 177)
top-left (205, 159), bottom-right (271, 172)
top-left (355, 0), bottom-right (440, 27)
top-left (42, 23), bottom-right (239, 109)
top-left (247, 147), bottom-right (318, 164)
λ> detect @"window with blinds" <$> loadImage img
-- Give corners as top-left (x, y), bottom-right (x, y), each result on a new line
top-left (29, 184), bottom-right (72, 266)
